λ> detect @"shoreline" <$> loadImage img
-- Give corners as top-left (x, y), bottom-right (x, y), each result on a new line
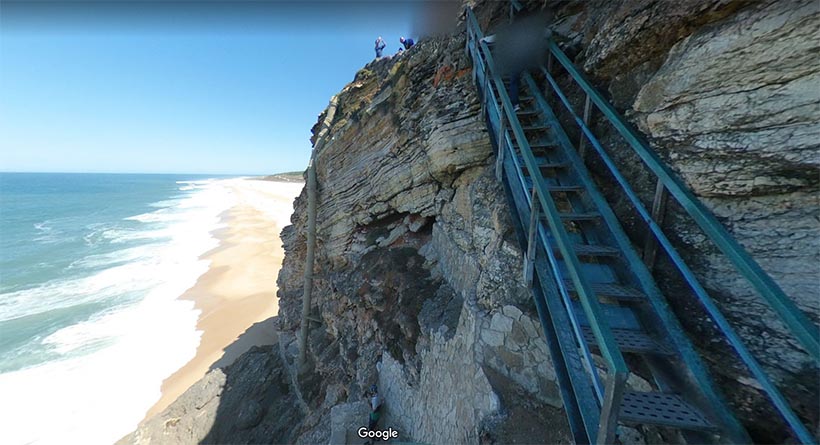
top-left (144, 178), bottom-right (304, 419)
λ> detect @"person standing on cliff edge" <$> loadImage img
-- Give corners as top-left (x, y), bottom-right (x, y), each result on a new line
top-left (399, 36), bottom-right (415, 50)
top-left (375, 36), bottom-right (386, 58)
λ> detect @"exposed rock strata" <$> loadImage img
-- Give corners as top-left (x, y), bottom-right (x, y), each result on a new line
top-left (275, 29), bottom-right (573, 443)
top-left (124, 1), bottom-right (817, 443)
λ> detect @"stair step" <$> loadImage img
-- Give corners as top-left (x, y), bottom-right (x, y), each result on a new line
top-left (539, 161), bottom-right (570, 171)
top-left (515, 109), bottom-right (540, 117)
top-left (520, 160), bottom-right (570, 174)
top-left (512, 141), bottom-right (556, 150)
top-left (580, 326), bottom-right (674, 355)
top-left (554, 242), bottom-right (619, 257)
top-left (522, 125), bottom-right (551, 132)
top-left (564, 281), bottom-right (646, 301)
top-left (495, 95), bottom-right (534, 107)
top-left (546, 184), bottom-right (585, 193)
top-left (525, 182), bottom-right (586, 196)
top-left (619, 391), bottom-right (715, 431)
top-left (570, 300), bottom-right (640, 331)
top-left (552, 212), bottom-right (600, 221)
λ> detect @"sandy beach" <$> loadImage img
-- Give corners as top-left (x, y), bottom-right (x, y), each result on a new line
top-left (145, 177), bottom-right (304, 419)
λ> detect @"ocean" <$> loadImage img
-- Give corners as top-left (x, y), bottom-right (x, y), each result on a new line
top-left (0, 172), bottom-right (239, 444)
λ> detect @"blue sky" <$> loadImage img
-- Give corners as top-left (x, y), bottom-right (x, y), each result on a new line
top-left (0, 2), bottom-right (437, 175)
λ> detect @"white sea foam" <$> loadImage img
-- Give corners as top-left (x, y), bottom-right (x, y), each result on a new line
top-left (0, 178), bottom-right (239, 445)
top-left (32, 220), bottom-right (63, 244)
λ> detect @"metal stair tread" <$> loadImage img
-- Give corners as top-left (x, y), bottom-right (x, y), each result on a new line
top-left (554, 242), bottom-right (619, 257)
top-left (569, 300), bottom-right (640, 331)
top-left (563, 281), bottom-right (646, 301)
top-left (523, 177), bottom-right (584, 194)
top-left (580, 326), bottom-right (674, 355)
top-left (512, 141), bottom-right (557, 150)
top-left (470, 13), bottom-right (770, 443)
top-left (619, 391), bottom-right (715, 431)
top-left (544, 212), bottom-right (600, 221)
top-left (519, 160), bottom-right (570, 171)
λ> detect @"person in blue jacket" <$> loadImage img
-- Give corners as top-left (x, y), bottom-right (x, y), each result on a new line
top-left (375, 36), bottom-right (386, 58)
top-left (399, 36), bottom-right (414, 50)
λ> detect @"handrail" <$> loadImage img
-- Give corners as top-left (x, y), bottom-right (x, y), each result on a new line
top-left (545, 40), bottom-right (820, 363)
top-left (539, 66), bottom-right (815, 444)
top-left (467, 7), bottom-right (628, 379)
top-left (503, 125), bottom-right (606, 403)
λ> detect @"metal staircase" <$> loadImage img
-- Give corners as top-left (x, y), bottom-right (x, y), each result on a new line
top-left (465, 7), bottom-right (819, 445)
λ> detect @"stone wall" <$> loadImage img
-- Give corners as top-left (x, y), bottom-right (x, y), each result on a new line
top-left (378, 296), bottom-right (564, 444)
top-left (378, 301), bottom-right (499, 445)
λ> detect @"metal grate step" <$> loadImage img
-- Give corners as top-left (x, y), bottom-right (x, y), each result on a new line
top-left (554, 243), bottom-right (619, 257)
top-left (553, 212), bottom-right (600, 221)
top-left (522, 125), bottom-right (551, 132)
top-left (520, 160), bottom-right (570, 174)
top-left (513, 141), bottom-right (557, 150)
top-left (570, 300), bottom-right (640, 331)
top-left (528, 185), bottom-right (585, 195)
top-left (564, 281), bottom-right (646, 301)
top-left (580, 326), bottom-right (674, 355)
top-left (495, 95), bottom-right (535, 107)
top-left (619, 391), bottom-right (715, 431)
top-left (539, 161), bottom-right (571, 172)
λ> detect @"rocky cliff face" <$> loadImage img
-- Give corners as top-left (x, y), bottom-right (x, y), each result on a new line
top-left (274, 25), bottom-right (573, 444)
top-left (123, 1), bottom-right (817, 443)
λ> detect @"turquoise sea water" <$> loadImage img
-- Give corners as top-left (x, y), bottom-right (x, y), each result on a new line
top-left (0, 172), bottom-right (238, 444)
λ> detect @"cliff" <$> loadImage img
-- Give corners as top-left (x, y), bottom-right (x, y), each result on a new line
top-left (122, 1), bottom-right (818, 443)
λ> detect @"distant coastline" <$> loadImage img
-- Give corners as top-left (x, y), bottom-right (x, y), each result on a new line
top-left (256, 171), bottom-right (305, 183)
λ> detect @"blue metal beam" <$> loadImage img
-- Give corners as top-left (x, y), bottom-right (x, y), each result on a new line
top-left (545, 40), bottom-right (819, 363)
top-left (534, 68), bottom-right (813, 444)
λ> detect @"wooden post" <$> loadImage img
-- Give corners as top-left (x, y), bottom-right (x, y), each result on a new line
top-left (579, 94), bottom-right (592, 159)
top-left (525, 188), bottom-right (540, 284)
top-left (297, 159), bottom-right (317, 369)
top-left (642, 178), bottom-right (669, 271)
top-left (596, 371), bottom-right (628, 445)
top-left (297, 96), bottom-right (338, 370)
top-left (481, 73), bottom-right (489, 121)
top-left (496, 111), bottom-right (507, 181)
